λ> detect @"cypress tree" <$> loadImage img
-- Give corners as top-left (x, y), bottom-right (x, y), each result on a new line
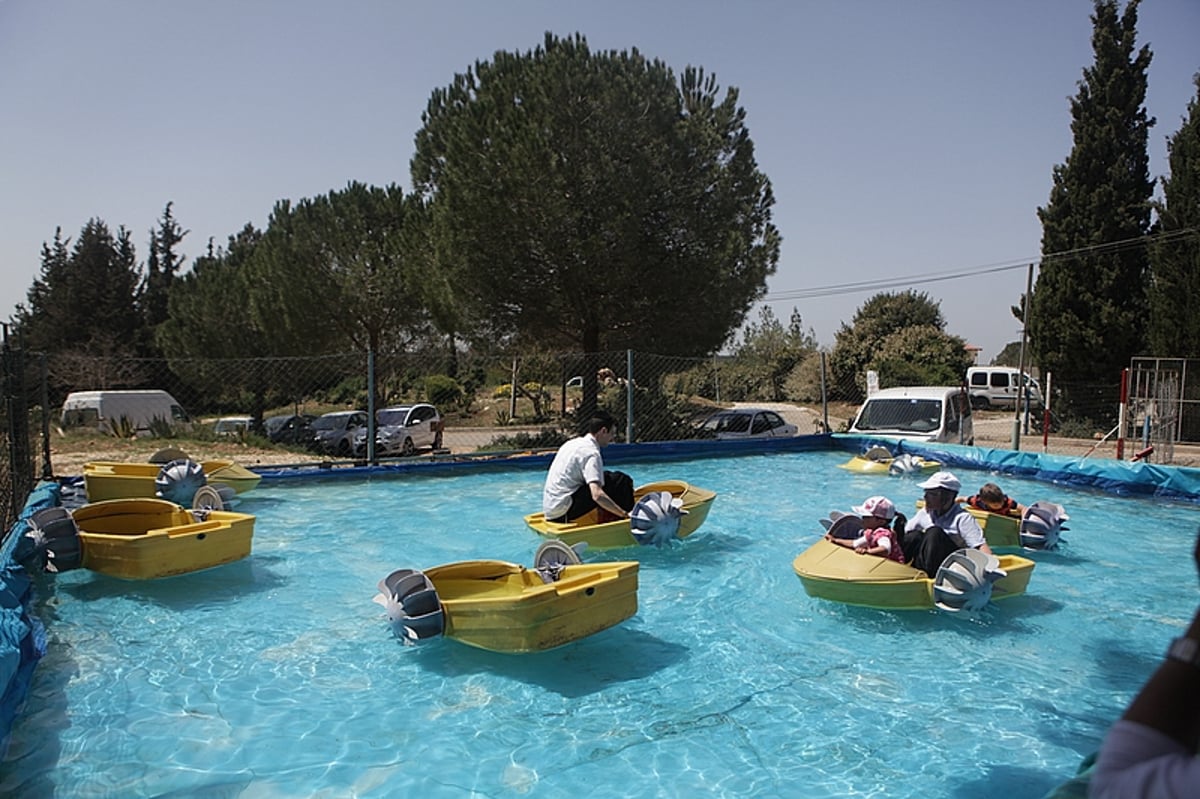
top-left (1031, 0), bottom-right (1155, 421)
top-left (1146, 74), bottom-right (1200, 357)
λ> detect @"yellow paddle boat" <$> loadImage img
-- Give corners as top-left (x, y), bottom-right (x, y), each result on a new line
top-left (523, 480), bottom-right (717, 550)
top-left (838, 446), bottom-right (941, 475)
top-left (83, 458), bottom-right (262, 504)
top-left (374, 542), bottom-right (638, 653)
top-left (914, 499), bottom-right (1070, 551)
top-left (792, 536), bottom-right (1035, 611)
top-left (25, 498), bottom-right (256, 580)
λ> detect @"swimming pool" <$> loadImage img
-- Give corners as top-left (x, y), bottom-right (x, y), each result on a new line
top-left (1, 449), bottom-right (1193, 798)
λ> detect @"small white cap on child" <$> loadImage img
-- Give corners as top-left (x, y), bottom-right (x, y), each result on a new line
top-left (852, 495), bottom-right (896, 520)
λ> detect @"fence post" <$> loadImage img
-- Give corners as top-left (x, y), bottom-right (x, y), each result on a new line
top-left (625, 349), bottom-right (634, 443)
top-left (39, 353), bottom-right (52, 479)
top-left (367, 349), bottom-right (377, 464)
top-left (1116, 367), bottom-right (1129, 460)
top-left (820, 352), bottom-right (829, 432)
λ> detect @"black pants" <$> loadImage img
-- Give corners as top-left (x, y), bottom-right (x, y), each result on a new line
top-left (903, 526), bottom-right (961, 579)
top-left (559, 470), bottom-right (635, 522)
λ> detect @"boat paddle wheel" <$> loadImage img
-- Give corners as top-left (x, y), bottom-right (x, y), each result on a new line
top-left (629, 491), bottom-right (688, 547)
top-left (533, 540), bottom-right (585, 581)
top-left (1019, 501), bottom-right (1070, 550)
top-left (374, 569), bottom-right (446, 644)
top-left (15, 507), bottom-right (84, 574)
top-left (932, 549), bottom-right (1008, 612)
top-left (154, 459), bottom-right (209, 506)
top-left (191, 484), bottom-right (237, 513)
top-left (887, 454), bottom-right (926, 475)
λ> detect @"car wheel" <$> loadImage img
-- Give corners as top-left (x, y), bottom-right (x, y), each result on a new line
top-left (336, 439), bottom-right (351, 457)
top-left (433, 431), bottom-right (443, 450)
top-left (401, 437), bottom-right (416, 456)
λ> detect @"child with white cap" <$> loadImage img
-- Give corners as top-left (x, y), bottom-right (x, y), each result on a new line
top-left (826, 495), bottom-right (908, 563)
top-left (903, 471), bottom-right (992, 578)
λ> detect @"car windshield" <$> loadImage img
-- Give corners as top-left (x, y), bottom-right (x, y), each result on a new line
top-left (855, 399), bottom-right (943, 433)
top-left (312, 416), bottom-right (345, 431)
top-left (377, 408), bottom-right (412, 426)
top-left (703, 413), bottom-right (751, 434)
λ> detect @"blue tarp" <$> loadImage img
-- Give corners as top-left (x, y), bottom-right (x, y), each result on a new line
top-left (833, 434), bottom-right (1200, 503)
top-left (0, 481), bottom-right (59, 758)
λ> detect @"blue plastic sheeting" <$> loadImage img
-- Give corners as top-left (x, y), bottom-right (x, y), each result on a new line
top-left (0, 481), bottom-right (59, 757)
top-left (833, 434), bottom-right (1200, 504)
top-left (252, 434), bottom-right (836, 482)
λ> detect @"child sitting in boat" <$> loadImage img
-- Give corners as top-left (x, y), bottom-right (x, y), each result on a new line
top-left (962, 482), bottom-right (1027, 517)
top-left (826, 495), bottom-right (907, 563)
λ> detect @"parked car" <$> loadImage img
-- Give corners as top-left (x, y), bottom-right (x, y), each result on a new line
top-left (848, 386), bottom-right (974, 445)
top-left (310, 410), bottom-right (368, 456)
top-left (213, 416), bottom-right (253, 437)
top-left (966, 366), bottom-right (1044, 410)
top-left (264, 413), bottom-right (315, 445)
top-left (697, 408), bottom-right (798, 440)
top-left (354, 404), bottom-right (443, 457)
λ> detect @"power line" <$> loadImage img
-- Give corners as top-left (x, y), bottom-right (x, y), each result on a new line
top-left (762, 226), bottom-right (1198, 303)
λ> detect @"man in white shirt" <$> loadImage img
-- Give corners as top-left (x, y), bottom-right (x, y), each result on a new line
top-left (542, 410), bottom-right (634, 522)
top-left (903, 471), bottom-right (992, 577)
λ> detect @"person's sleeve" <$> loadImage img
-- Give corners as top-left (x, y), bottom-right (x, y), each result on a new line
top-left (852, 535), bottom-right (867, 548)
top-left (1089, 720), bottom-right (1200, 799)
top-left (581, 450), bottom-right (604, 487)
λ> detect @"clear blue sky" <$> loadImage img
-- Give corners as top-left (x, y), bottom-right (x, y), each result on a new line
top-left (2, 0), bottom-right (1197, 363)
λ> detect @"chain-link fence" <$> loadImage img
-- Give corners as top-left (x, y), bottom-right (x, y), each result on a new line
top-left (5, 347), bottom-right (1199, 504)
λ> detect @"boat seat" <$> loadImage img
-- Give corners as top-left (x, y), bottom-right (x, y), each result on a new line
top-left (826, 514), bottom-right (865, 540)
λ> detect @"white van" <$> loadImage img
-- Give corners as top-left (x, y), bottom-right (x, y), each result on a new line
top-left (848, 386), bottom-right (974, 445)
top-left (966, 367), bottom-right (1043, 410)
top-left (60, 390), bottom-right (190, 435)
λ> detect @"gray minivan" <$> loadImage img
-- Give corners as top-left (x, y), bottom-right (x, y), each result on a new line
top-left (848, 386), bottom-right (974, 445)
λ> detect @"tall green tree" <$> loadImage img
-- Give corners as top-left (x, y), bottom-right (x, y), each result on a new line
top-left (143, 202), bottom-right (188, 343)
top-left (246, 182), bottom-right (424, 358)
top-left (14, 219), bottom-right (148, 391)
top-left (1031, 0), bottom-right (1154, 418)
top-left (828, 291), bottom-right (970, 401)
top-left (411, 32), bottom-right (779, 362)
top-left (1147, 73), bottom-right (1200, 357)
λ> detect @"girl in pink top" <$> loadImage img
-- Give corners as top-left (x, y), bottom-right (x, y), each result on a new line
top-left (826, 495), bottom-right (907, 563)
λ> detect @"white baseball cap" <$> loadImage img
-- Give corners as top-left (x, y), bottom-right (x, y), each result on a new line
top-left (918, 471), bottom-right (961, 492)
top-left (852, 495), bottom-right (896, 520)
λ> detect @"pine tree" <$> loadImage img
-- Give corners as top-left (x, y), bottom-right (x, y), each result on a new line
top-left (143, 202), bottom-right (188, 339)
top-left (1146, 74), bottom-right (1200, 357)
top-left (1031, 0), bottom-right (1155, 421)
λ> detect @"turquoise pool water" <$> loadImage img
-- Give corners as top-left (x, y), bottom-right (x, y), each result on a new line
top-left (1, 450), bottom-right (1194, 798)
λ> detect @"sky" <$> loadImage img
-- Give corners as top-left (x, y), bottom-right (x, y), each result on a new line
top-left (1, 1), bottom-right (1197, 364)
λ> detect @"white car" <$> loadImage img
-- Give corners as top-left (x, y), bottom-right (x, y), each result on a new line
top-left (354, 404), bottom-right (443, 456)
top-left (213, 416), bottom-right (252, 437)
top-left (699, 408), bottom-right (798, 440)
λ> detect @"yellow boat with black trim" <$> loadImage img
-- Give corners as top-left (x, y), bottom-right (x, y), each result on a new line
top-left (838, 453), bottom-right (941, 474)
top-left (376, 551), bottom-right (639, 653)
top-left (523, 480), bottom-right (717, 550)
top-left (83, 459), bottom-right (262, 502)
top-left (792, 538), bottom-right (1035, 611)
top-left (70, 497), bottom-right (256, 579)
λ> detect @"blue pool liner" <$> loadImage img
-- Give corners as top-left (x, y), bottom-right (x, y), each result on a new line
top-left (0, 481), bottom-right (59, 758)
